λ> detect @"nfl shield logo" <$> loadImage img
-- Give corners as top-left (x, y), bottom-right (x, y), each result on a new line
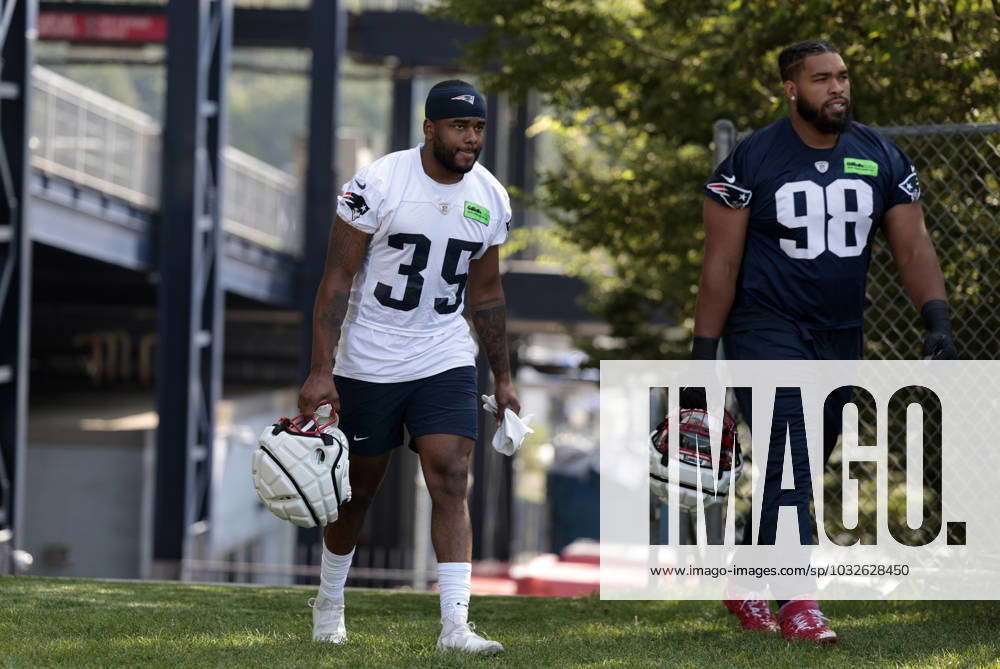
top-left (437, 202), bottom-right (450, 214)
top-left (815, 161), bottom-right (829, 173)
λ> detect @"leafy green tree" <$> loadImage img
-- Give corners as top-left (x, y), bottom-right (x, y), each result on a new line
top-left (437, 0), bottom-right (1000, 359)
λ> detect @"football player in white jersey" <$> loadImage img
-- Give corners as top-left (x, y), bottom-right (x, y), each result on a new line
top-left (297, 80), bottom-right (519, 655)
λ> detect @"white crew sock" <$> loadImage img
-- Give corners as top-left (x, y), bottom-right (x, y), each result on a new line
top-left (437, 562), bottom-right (472, 624)
top-left (319, 546), bottom-right (354, 602)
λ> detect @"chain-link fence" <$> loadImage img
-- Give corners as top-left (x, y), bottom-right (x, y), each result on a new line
top-left (707, 120), bottom-right (1000, 546)
top-left (862, 122), bottom-right (997, 545)
top-left (865, 123), bottom-right (1000, 361)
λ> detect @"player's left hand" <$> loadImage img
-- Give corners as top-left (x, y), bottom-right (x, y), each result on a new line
top-left (922, 331), bottom-right (957, 360)
top-left (920, 299), bottom-right (957, 359)
top-left (494, 377), bottom-right (521, 426)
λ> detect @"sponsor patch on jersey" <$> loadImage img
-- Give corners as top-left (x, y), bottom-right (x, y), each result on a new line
top-left (898, 166), bottom-right (922, 202)
top-left (844, 157), bottom-right (879, 176)
top-left (706, 181), bottom-right (752, 209)
top-left (463, 201), bottom-right (491, 225)
top-left (339, 192), bottom-right (369, 220)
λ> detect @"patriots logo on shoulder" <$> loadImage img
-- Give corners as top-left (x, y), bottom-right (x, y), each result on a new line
top-left (898, 166), bottom-right (922, 202)
top-left (338, 191), bottom-right (369, 220)
top-left (706, 181), bottom-right (752, 209)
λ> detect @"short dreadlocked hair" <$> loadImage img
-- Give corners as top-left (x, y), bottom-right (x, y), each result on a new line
top-left (778, 40), bottom-right (840, 82)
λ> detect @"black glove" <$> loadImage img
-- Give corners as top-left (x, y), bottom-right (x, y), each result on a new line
top-left (679, 386), bottom-right (707, 410)
top-left (685, 336), bottom-right (718, 409)
top-left (920, 299), bottom-right (957, 360)
top-left (691, 335), bottom-right (719, 360)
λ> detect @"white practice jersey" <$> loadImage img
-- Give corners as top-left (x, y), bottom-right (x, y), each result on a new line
top-left (333, 147), bottom-right (511, 383)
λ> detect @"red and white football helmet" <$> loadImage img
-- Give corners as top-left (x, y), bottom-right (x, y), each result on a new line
top-left (649, 408), bottom-right (743, 511)
top-left (252, 404), bottom-right (351, 528)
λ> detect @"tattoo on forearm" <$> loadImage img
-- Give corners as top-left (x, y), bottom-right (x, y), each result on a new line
top-left (310, 222), bottom-right (370, 372)
top-left (316, 289), bottom-right (349, 357)
top-left (472, 298), bottom-right (510, 379)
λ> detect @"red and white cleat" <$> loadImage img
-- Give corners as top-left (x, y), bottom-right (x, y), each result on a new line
top-left (723, 599), bottom-right (779, 632)
top-left (777, 600), bottom-right (838, 643)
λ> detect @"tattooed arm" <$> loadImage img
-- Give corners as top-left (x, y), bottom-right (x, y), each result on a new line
top-left (297, 216), bottom-right (371, 414)
top-left (468, 245), bottom-right (520, 423)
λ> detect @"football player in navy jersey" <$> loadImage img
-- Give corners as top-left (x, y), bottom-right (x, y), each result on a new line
top-left (692, 40), bottom-right (956, 643)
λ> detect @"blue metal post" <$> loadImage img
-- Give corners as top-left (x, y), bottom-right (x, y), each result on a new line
top-left (297, 0), bottom-right (344, 571)
top-left (0, 0), bottom-right (35, 573)
top-left (390, 67), bottom-right (413, 152)
top-left (480, 93), bottom-right (499, 173)
top-left (154, 0), bottom-right (232, 579)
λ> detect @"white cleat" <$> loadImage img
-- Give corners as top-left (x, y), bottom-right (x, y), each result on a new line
top-left (308, 594), bottom-right (347, 644)
top-left (436, 620), bottom-right (504, 655)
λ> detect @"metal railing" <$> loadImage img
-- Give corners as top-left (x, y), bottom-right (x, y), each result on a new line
top-left (29, 67), bottom-right (304, 256)
top-left (31, 67), bottom-right (160, 208)
top-left (222, 147), bottom-right (301, 253)
top-left (182, 558), bottom-right (437, 587)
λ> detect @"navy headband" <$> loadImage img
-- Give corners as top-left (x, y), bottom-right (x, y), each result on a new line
top-left (425, 84), bottom-right (487, 121)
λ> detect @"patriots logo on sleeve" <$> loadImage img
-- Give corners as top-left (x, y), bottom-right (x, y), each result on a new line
top-left (898, 166), bottom-right (922, 202)
top-left (706, 180), bottom-right (753, 209)
top-left (338, 191), bottom-right (369, 220)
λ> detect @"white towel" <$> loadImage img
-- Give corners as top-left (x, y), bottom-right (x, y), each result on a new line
top-left (480, 394), bottom-right (534, 456)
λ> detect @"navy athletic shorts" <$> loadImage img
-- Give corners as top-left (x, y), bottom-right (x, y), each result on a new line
top-left (333, 366), bottom-right (478, 457)
top-left (723, 323), bottom-right (861, 545)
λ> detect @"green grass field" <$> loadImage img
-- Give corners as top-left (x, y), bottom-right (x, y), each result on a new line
top-left (2, 576), bottom-right (999, 668)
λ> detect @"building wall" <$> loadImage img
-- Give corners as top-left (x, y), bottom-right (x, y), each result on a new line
top-left (23, 388), bottom-right (300, 583)
top-left (24, 431), bottom-right (154, 579)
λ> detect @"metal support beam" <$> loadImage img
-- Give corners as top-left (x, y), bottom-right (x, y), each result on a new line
top-left (154, 0), bottom-right (231, 579)
top-left (299, 0), bottom-right (344, 381)
top-left (508, 101), bottom-right (534, 230)
top-left (0, 0), bottom-right (36, 574)
top-left (296, 0), bottom-right (344, 573)
top-left (39, 3), bottom-right (481, 61)
top-left (480, 93), bottom-right (499, 174)
top-left (390, 67), bottom-right (413, 152)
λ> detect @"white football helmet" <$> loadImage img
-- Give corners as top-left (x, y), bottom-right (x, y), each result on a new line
top-left (252, 404), bottom-right (351, 528)
top-left (649, 408), bottom-right (743, 511)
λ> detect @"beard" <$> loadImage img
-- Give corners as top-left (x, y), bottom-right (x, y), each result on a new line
top-left (431, 134), bottom-right (480, 174)
top-left (796, 95), bottom-right (852, 134)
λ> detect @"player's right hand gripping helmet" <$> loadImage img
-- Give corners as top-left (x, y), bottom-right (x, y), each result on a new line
top-left (252, 406), bottom-right (351, 528)
top-left (649, 408), bottom-right (743, 511)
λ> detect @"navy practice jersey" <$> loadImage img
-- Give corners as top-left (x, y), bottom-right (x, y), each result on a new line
top-left (704, 117), bottom-right (922, 331)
